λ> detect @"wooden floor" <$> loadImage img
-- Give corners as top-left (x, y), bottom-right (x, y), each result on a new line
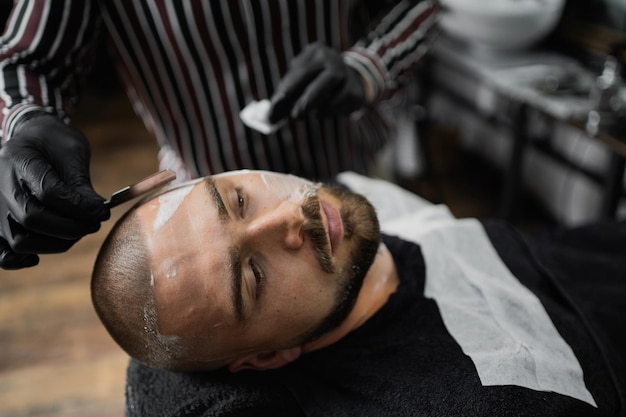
top-left (0, 83), bottom-right (555, 417)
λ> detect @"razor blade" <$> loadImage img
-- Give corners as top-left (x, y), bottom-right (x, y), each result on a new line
top-left (104, 170), bottom-right (177, 208)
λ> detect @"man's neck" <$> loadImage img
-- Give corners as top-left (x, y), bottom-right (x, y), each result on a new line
top-left (302, 244), bottom-right (399, 353)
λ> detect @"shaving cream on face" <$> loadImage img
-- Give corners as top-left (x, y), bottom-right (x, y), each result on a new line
top-left (144, 180), bottom-right (202, 288)
top-left (152, 183), bottom-right (196, 232)
top-left (159, 258), bottom-right (178, 280)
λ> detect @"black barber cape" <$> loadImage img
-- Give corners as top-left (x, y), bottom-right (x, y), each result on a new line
top-left (125, 220), bottom-right (626, 417)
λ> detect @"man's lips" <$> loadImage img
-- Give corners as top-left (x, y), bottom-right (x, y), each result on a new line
top-left (320, 200), bottom-right (343, 254)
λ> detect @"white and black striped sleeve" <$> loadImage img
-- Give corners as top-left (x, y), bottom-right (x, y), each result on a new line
top-left (0, 0), bottom-right (101, 142)
top-left (343, 0), bottom-right (440, 103)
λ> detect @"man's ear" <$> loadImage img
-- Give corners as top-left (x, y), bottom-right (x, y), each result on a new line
top-left (228, 346), bottom-right (302, 372)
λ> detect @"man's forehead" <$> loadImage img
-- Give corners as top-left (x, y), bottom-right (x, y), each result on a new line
top-left (212, 168), bottom-right (257, 178)
top-left (211, 169), bottom-right (314, 185)
top-left (212, 169), bottom-right (279, 179)
top-left (137, 179), bottom-right (236, 335)
top-left (149, 170), bottom-right (314, 198)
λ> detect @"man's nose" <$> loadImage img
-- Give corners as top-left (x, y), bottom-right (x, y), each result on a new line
top-left (245, 201), bottom-right (305, 250)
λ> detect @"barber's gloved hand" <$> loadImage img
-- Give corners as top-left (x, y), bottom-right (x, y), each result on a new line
top-left (0, 112), bottom-right (110, 270)
top-left (269, 42), bottom-right (367, 123)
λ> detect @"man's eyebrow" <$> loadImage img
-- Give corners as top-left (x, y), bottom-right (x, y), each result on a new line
top-left (204, 177), bottom-right (244, 321)
top-left (229, 247), bottom-right (244, 323)
top-left (203, 177), bottom-right (229, 222)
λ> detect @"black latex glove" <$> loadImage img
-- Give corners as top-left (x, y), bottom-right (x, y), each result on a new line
top-left (0, 112), bottom-right (110, 269)
top-left (269, 42), bottom-right (367, 123)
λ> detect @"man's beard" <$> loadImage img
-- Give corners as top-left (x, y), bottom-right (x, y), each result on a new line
top-left (297, 184), bottom-right (381, 344)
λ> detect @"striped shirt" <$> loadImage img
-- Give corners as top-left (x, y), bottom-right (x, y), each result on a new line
top-left (0, 0), bottom-right (439, 181)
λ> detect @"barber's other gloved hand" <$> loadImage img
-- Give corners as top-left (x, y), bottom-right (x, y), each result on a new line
top-left (269, 42), bottom-right (367, 123)
top-left (0, 112), bottom-right (110, 270)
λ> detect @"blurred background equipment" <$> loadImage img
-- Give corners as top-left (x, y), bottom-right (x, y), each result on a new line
top-left (438, 0), bottom-right (566, 52)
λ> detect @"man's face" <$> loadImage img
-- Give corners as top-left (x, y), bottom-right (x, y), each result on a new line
top-left (136, 170), bottom-right (379, 364)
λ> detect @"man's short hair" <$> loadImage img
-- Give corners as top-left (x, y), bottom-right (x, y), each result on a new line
top-left (91, 210), bottom-right (186, 370)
